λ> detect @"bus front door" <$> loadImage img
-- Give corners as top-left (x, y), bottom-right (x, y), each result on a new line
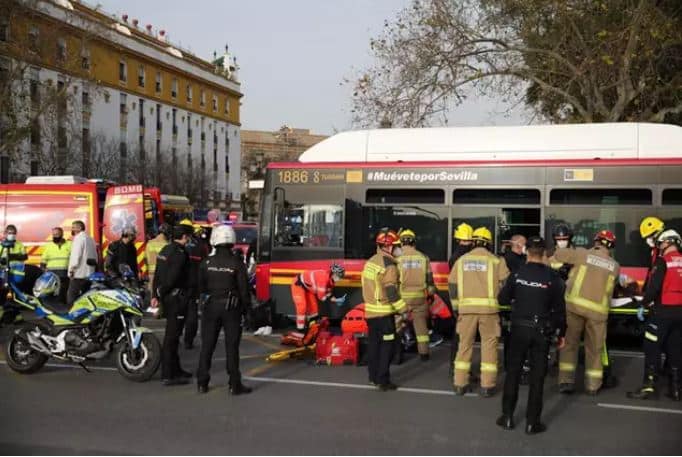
top-left (497, 208), bottom-right (542, 254)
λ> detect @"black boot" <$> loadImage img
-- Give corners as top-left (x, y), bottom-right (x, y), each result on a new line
top-left (229, 383), bottom-right (253, 395)
top-left (667, 368), bottom-right (681, 401)
top-left (627, 366), bottom-right (657, 400)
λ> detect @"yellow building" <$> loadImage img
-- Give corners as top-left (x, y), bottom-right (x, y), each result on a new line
top-left (0, 0), bottom-right (243, 208)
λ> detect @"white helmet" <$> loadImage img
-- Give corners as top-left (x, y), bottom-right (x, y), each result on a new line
top-left (210, 224), bottom-right (236, 246)
top-left (657, 229), bottom-right (682, 247)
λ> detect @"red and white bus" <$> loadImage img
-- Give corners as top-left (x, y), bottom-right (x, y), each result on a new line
top-left (255, 122), bottom-right (682, 329)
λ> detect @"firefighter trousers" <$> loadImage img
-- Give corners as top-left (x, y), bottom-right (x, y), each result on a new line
top-left (408, 301), bottom-right (429, 355)
top-left (454, 313), bottom-right (500, 389)
top-left (291, 283), bottom-right (319, 330)
top-left (559, 311), bottom-right (606, 391)
top-left (367, 315), bottom-right (396, 386)
top-left (643, 307), bottom-right (682, 372)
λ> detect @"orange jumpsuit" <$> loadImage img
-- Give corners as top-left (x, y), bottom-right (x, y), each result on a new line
top-left (291, 270), bottom-right (334, 330)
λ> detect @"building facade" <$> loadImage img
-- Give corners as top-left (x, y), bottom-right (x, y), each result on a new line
top-left (0, 0), bottom-right (243, 209)
top-left (241, 126), bottom-right (327, 219)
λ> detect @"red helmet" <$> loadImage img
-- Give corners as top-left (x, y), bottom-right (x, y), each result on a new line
top-left (375, 229), bottom-right (400, 247)
top-left (594, 230), bottom-right (616, 249)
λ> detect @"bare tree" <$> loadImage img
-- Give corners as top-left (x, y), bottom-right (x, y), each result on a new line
top-left (347, 0), bottom-right (682, 127)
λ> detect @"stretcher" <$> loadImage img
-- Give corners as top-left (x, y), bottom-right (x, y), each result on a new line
top-left (266, 345), bottom-right (315, 362)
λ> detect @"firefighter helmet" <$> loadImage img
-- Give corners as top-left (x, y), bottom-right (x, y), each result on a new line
top-left (656, 229), bottom-right (682, 248)
top-left (375, 229), bottom-right (400, 247)
top-left (552, 223), bottom-right (573, 240)
top-left (639, 217), bottom-right (665, 239)
top-left (399, 229), bottom-right (416, 245)
top-left (330, 263), bottom-right (345, 278)
top-left (179, 218), bottom-right (194, 227)
top-left (594, 230), bottom-right (616, 249)
top-left (472, 227), bottom-right (493, 245)
top-left (453, 223), bottom-right (473, 241)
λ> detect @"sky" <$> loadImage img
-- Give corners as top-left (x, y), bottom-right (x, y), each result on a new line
top-left (97, 0), bottom-right (528, 136)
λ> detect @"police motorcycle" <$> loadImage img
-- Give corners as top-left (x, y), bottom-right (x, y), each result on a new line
top-left (2, 257), bottom-right (162, 382)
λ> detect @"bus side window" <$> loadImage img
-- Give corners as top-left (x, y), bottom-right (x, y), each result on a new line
top-left (274, 201), bottom-right (343, 248)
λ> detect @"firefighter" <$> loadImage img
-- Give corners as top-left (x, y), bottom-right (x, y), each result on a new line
top-left (497, 236), bottom-right (566, 434)
top-left (449, 227), bottom-right (510, 397)
top-left (104, 229), bottom-right (139, 279)
top-left (628, 229), bottom-right (682, 401)
top-left (178, 219), bottom-right (209, 350)
top-left (152, 224), bottom-right (193, 386)
top-left (290, 264), bottom-right (347, 331)
top-left (2, 225), bottom-right (28, 283)
top-left (196, 225), bottom-right (252, 395)
top-left (640, 217), bottom-right (666, 288)
top-left (40, 227), bottom-right (72, 303)
top-left (146, 223), bottom-right (171, 315)
top-left (549, 224), bottom-right (574, 281)
top-left (554, 230), bottom-right (620, 395)
top-left (448, 223), bottom-right (474, 269)
top-left (362, 229), bottom-right (406, 391)
top-left (397, 228), bottom-right (436, 361)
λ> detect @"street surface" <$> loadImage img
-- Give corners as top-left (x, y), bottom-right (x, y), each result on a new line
top-left (1, 319), bottom-right (681, 455)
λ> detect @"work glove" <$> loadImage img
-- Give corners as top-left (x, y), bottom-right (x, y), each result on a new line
top-left (636, 306), bottom-right (646, 322)
top-left (334, 294), bottom-right (347, 306)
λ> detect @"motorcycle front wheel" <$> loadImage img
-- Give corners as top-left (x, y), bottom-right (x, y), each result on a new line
top-left (4, 331), bottom-right (48, 374)
top-left (115, 333), bottom-right (161, 382)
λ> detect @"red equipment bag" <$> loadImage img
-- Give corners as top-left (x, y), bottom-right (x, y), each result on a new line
top-left (341, 304), bottom-right (369, 335)
top-left (315, 332), bottom-right (359, 366)
top-left (281, 318), bottom-right (329, 347)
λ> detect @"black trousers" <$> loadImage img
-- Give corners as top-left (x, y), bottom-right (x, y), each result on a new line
top-left (502, 325), bottom-right (549, 425)
top-left (643, 307), bottom-right (682, 371)
top-left (182, 291), bottom-right (199, 346)
top-left (367, 315), bottom-right (396, 385)
top-left (161, 291), bottom-right (189, 379)
top-left (66, 278), bottom-right (89, 306)
top-left (197, 300), bottom-right (243, 387)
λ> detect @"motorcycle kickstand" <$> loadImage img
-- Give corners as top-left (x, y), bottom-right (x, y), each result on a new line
top-left (78, 362), bottom-right (91, 373)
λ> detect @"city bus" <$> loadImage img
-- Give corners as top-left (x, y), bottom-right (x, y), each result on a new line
top-left (255, 122), bottom-right (682, 332)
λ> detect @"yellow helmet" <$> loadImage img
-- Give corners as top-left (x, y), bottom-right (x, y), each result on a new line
top-left (472, 227), bottom-right (493, 244)
top-left (398, 228), bottom-right (416, 244)
top-left (179, 218), bottom-right (194, 227)
top-left (453, 223), bottom-right (473, 241)
top-left (640, 217), bottom-right (665, 239)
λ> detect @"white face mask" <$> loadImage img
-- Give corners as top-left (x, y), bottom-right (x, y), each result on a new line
top-left (556, 240), bottom-right (569, 249)
top-left (646, 237), bottom-right (656, 248)
top-left (392, 246), bottom-right (403, 257)
top-left (521, 246), bottom-right (527, 255)
top-left (6, 233), bottom-right (16, 242)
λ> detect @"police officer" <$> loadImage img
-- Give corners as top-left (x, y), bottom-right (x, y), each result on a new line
top-left (628, 229), bottom-right (682, 401)
top-left (554, 230), bottom-right (620, 395)
top-left (178, 219), bottom-right (209, 350)
top-left (145, 223), bottom-right (171, 314)
top-left (196, 225), bottom-right (252, 395)
top-left (362, 229), bottom-right (406, 391)
top-left (397, 229), bottom-right (436, 361)
top-left (152, 224), bottom-right (193, 386)
top-left (2, 225), bottom-right (28, 282)
top-left (497, 236), bottom-right (566, 434)
top-left (449, 227), bottom-right (510, 397)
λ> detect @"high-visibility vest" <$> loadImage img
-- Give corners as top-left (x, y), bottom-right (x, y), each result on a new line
top-left (455, 254), bottom-right (502, 313)
top-left (42, 241), bottom-right (72, 272)
top-left (661, 252), bottom-right (682, 306)
top-left (6, 242), bottom-right (26, 279)
top-left (362, 253), bottom-right (406, 318)
top-left (565, 253), bottom-right (617, 316)
top-left (145, 237), bottom-right (168, 275)
top-left (397, 247), bottom-right (429, 301)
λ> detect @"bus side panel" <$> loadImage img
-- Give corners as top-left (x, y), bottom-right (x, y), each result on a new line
top-left (103, 185), bottom-right (148, 276)
top-left (2, 190), bottom-right (95, 265)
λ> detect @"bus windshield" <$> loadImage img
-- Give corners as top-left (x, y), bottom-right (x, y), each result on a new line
top-left (234, 226), bottom-right (257, 244)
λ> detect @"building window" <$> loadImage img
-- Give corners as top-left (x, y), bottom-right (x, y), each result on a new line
top-left (224, 97), bottom-right (230, 114)
top-left (200, 89), bottom-right (205, 107)
top-left (225, 153), bottom-right (229, 173)
top-left (57, 125), bottom-right (67, 148)
top-left (172, 108), bottom-right (177, 134)
top-left (119, 59), bottom-right (127, 82)
top-left (138, 64), bottom-right (145, 87)
top-left (28, 26), bottom-right (39, 53)
top-left (213, 149), bottom-right (217, 172)
top-left (56, 37), bottom-right (66, 62)
top-left (120, 141), bottom-right (127, 158)
top-left (0, 17), bottom-right (9, 42)
top-left (30, 119), bottom-right (40, 145)
top-left (120, 92), bottom-right (127, 116)
top-left (187, 113), bottom-right (192, 142)
top-left (186, 83), bottom-right (192, 103)
top-left (82, 90), bottom-right (90, 108)
top-left (171, 77), bottom-right (177, 98)
top-left (139, 98), bottom-right (145, 127)
top-left (81, 48), bottom-right (91, 70)
top-left (156, 103), bottom-right (161, 130)
top-left (29, 78), bottom-right (40, 108)
top-left (212, 95), bottom-right (218, 112)
top-left (155, 71), bottom-right (162, 93)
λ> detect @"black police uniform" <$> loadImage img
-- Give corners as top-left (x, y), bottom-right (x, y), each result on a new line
top-left (497, 261), bottom-right (566, 431)
top-left (181, 235), bottom-right (208, 349)
top-left (153, 240), bottom-right (191, 382)
top-left (104, 239), bottom-right (139, 278)
top-left (196, 245), bottom-right (251, 394)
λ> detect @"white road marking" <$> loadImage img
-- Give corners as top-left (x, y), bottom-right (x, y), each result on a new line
top-left (0, 360), bottom-right (118, 372)
top-left (243, 375), bottom-right (479, 397)
top-left (597, 403), bottom-right (682, 415)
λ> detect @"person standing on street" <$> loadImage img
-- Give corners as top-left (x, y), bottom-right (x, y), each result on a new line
top-left (196, 225), bottom-right (252, 395)
top-left (66, 221), bottom-right (97, 306)
top-left (449, 223), bottom-right (474, 270)
top-left (145, 223), bottom-right (171, 315)
top-left (104, 229), bottom-right (139, 279)
top-left (449, 227), bottom-right (510, 397)
top-left (152, 224), bottom-right (193, 386)
top-left (554, 230), bottom-right (620, 395)
top-left (628, 229), bottom-right (682, 401)
top-left (362, 229), bottom-right (407, 391)
top-left (178, 219), bottom-right (209, 350)
top-left (2, 225), bottom-right (28, 282)
top-left (397, 229), bottom-right (436, 361)
top-left (41, 227), bottom-right (72, 303)
top-left (497, 236), bottom-right (566, 434)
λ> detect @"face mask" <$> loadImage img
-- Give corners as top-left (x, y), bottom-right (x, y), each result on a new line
top-left (6, 234), bottom-right (16, 242)
top-left (53, 236), bottom-right (63, 243)
top-left (392, 247), bottom-right (403, 257)
top-left (521, 246), bottom-right (527, 255)
top-left (556, 240), bottom-right (569, 249)
top-left (646, 237), bottom-right (656, 248)
top-left (71, 230), bottom-right (77, 237)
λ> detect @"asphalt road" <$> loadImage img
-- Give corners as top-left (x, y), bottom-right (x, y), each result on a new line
top-left (1, 320), bottom-right (681, 455)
